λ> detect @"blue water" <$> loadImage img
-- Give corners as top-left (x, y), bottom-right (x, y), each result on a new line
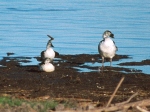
top-left (0, 0), bottom-right (150, 74)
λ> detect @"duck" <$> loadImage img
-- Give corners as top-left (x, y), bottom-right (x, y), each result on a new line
top-left (98, 30), bottom-right (118, 67)
top-left (39, 58), bottom-right (55, 72)
top-left (41, 35), bottom-right (55, 61)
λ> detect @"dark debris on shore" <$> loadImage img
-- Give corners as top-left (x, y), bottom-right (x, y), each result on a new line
top-left (0, 54), bottom-right (150, 111)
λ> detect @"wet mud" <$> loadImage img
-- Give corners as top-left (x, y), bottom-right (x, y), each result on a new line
top-left (0, 54), bottom-right (150, 105)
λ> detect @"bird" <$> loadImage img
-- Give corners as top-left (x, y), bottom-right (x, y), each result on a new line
top-left (39, 58), bottom-right (55, 72)
top-left (41, 35), bottom-right (55, 61)
top-left (98, 30), bottom-right (118, 67)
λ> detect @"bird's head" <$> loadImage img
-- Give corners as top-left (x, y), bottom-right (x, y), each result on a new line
top-left (43, 58), bottom-right (52, 64)
top-left (103, 30), bottom-right (114, 38)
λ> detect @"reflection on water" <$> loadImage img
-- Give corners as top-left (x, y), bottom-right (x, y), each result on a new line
top-left (0, 0), bottom-right (150, 74)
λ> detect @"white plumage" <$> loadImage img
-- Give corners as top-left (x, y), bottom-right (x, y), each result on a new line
top-left (98, 30), bottom-right (117, 66)
top-left (40, 58), bottom-right (55, 72)
top-left (43, 45), bottom-right (55, 60)
top-left (41, 35), bottom-right (55, 61)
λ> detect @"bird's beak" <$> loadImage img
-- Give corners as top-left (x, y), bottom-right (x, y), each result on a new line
top-left (110, 33), bottom-right (114, 38)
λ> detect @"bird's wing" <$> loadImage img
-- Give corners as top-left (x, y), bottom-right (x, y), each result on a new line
top-left (54, 51), bottom-right (59, 56)
top-left (40, 50), bottom-right (45, 60)
top-left (113, 40), bottom-right (118, 51)
top-left (98, 40), bottom-right (103, 54)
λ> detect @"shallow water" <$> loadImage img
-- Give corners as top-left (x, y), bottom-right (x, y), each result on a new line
top-left (0, 0), bottom-right (150, 74)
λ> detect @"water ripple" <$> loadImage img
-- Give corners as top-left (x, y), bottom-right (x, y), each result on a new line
top-left (7, 8), bottom-right (78, 12)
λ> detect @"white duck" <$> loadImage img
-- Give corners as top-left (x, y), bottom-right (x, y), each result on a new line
top-left (98, 30), bottom-right (118, 66)
top-left (41, 35), bottom-right (55, 61)
top-left (40, 58), bottom-right (55, 72)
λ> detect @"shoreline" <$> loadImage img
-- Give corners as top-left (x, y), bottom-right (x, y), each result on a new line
top-left (0, 53), bottom-right (150, 103)
top-left (0, 53), bottom-right (149, 74)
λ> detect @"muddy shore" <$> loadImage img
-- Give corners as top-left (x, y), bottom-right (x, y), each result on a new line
top-left (0, 53), bottom-right (150, 107)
